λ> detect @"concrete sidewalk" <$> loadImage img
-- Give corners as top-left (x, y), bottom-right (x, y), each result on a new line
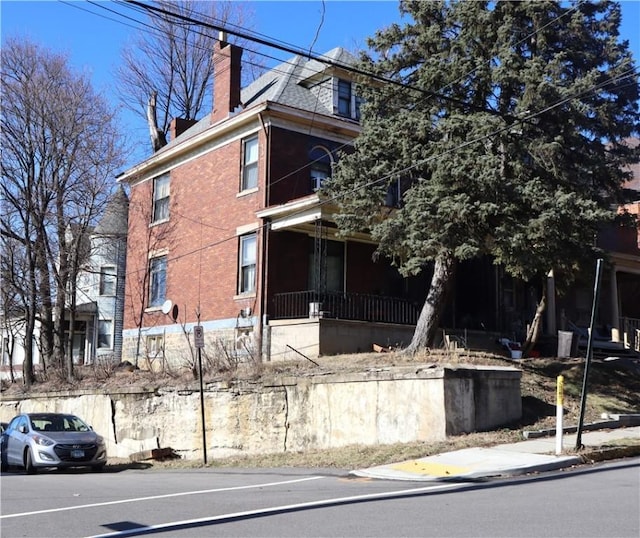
top-left (351, 424), bottom-right (640, 482)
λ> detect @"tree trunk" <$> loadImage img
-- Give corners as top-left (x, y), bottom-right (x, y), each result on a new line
top-left (404, 251), bottom-right (456, 354)
top-left (523, 290), bottom-right (546, 355)
top-left (147, 91), bottom-right (167, 152)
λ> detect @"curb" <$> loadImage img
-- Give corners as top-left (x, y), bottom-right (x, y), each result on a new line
top-left (578, 444), bottom-right (640, 463)
top-left (523, 414), bottom-right (640, 439)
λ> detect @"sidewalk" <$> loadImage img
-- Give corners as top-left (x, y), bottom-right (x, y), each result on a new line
top-left (351, 423), bottom-right (640, 482)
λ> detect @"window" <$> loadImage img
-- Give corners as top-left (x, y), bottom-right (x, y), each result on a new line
top-left (98, 320), bottom-right (113, 349)
top-left (149, 255), bottom-right (167, 307)
top-left (338, 79), bottom-right (352, 117)
top-left (152, 174), bottom-right (170, 222)
top-left (309, 146), bottom-right (333, 191)
top-left (146, 335), bottom-right (164, 358)
top-left (99, 266), bottom-right (117, 296)
top-left (384, 179), bottom-right (402, 208)
top-left (235, 327), bottom-right (253, 351)
top-left (241, 135), bottom-right (259, 190)
top-left (238, 234), bottom-right (257, 294)
top-left (309, 238), bottom-right (345, 293)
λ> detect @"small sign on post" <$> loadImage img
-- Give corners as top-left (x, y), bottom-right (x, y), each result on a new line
top-left (194, 325), bottom-right (205, 348)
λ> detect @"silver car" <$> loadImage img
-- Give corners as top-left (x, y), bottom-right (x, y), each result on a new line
top-left (0, 412), bottom-right (107, 473)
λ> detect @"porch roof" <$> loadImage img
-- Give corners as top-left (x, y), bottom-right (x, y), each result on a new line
top-left (256, 196), bottom-right (375, 244)
top-left (256, 194), bottom-right (330, 231)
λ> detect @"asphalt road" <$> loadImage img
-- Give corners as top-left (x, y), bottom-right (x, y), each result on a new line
top-left (1, 458), bottom-right (638, 538)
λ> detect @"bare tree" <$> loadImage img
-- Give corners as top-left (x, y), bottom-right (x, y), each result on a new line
top-left (116, 0), bottom-right (263, 152)
top-left (1, 37), bottom-right (126, 386)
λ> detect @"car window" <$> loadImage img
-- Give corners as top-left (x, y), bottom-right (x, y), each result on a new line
top-left (5, 416), bottom-right (21, 433)
top-left (65, 416), bottom-right (90, 432)
top-left (30, 418), bottom-right (47, 431)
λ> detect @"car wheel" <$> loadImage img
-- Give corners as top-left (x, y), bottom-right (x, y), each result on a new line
top-left (1, 457), bottom-right (8, 473)
top-left (25, 449), bottom-right (37, 474)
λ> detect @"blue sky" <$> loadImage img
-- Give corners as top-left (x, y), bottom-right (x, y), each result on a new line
top-left (2, 0), bottom-right (639, 168)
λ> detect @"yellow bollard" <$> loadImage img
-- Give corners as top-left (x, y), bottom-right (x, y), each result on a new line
top-left (556, 375), bottom-right (564, 455)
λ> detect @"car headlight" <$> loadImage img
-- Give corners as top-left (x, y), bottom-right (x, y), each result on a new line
top-left (95, 435), bottom-right (105, 446)
top-left (33, 435), bottom-right (54, 446)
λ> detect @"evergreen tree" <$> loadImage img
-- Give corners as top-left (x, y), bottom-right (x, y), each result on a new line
top-left (324, 0), bottom-right (639, 353)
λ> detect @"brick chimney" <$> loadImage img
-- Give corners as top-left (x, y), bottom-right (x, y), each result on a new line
top-left (212, 32), bottom-right (242, 123)
top-left (169, 118), bottom-right (198, 142)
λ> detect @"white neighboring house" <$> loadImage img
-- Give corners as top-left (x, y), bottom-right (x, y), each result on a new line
top-left (0, 187), bottom-right (128, 381)
top-left (0, 318), bottom-right (42, 382)
top-left (72, 186), bottom-right (129, 365)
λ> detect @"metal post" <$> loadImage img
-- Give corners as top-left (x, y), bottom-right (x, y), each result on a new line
top-left (194, 308), bottom-right (207, 465)
top-left (198, 345), bottom-right (207, 465)
top-left (575, 258), bottom-right (603, 450)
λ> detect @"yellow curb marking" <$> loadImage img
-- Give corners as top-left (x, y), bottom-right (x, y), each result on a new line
top-left (391, 460), bottom-right (471, 477)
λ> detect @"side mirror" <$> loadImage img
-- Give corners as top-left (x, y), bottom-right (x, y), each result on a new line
top-left (19, 425), bottom-right (28, 434)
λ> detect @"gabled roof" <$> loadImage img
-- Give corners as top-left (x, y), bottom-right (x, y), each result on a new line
top-left (159, 47), bottom-right (357, 153)
top-left (94, 185), bottom-right (129, 236)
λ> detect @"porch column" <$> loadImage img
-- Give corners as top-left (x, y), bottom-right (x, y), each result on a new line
top-left (546, 269), bottom-right (556, 335)
top-left (610, 266), bottom-right (621, 343)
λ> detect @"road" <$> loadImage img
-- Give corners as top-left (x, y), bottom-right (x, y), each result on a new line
top-left (1, 458), bottom-right (638, 537)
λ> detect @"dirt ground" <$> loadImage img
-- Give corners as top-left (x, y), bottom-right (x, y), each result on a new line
top-left (2, 349), bottom-right (639, 469)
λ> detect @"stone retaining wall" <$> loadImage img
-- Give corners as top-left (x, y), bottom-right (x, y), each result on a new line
top-left (0, 365), bottom-right (521, 461)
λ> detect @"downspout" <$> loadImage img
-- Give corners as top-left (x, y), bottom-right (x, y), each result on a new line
top-left (259, 111), bottom-right (271, 361)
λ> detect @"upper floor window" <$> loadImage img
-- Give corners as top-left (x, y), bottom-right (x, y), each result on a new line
top-left (336, 79), bottom-right (360, 120)
top-left (241, 135), bottom-right (259, 191)
top-left (384, 179), bottom-right (401, 208)
top-left (152, 174), bottom-right (170, 222)
top-left (149, 255), bottom-right (167, 307)
top-left (338, 79), bottom-right (352, 117)
top-left (99, 266), bottom-right (117, 296)
top-left (238, 233), bottom-right (257, 294)
top-left (309, 146), bottom-right (333, 191)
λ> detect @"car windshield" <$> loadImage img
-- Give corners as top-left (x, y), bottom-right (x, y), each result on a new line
top-left (29, 415), bottom-right (91, 433)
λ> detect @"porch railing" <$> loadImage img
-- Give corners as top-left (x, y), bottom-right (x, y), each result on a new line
top-left (621, 316), bottom-right (640, 351)
top-left (272, 290), bottom-right (420, 326)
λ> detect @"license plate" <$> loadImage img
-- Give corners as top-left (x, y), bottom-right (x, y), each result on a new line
top-left (71, 450), bottom-right (84, 458)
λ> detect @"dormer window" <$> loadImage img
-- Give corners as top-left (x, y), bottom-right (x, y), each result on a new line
top-left (338, 79), bottom-right (352, 116)
top-left (336, 79), bottom-right (360, 120)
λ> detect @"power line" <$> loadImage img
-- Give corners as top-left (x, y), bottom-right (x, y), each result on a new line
top-left (123, 0), bottom-right (510, 119)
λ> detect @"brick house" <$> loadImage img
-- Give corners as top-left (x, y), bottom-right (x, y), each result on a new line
top-left (117, 38), bottom-right (427, 368)
top-left (117, 37), bottom-right (639, 368)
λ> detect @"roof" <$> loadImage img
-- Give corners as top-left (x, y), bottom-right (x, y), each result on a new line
top-left (94, 185), bottom-right (129, 236)
top-left (157, 47), bottom-right (357, 155)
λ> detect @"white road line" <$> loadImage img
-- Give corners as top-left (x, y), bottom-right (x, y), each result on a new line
top-left (88, 483), bottom-right (461, 538)
top-left (0, 476), bottom-right (325, 519)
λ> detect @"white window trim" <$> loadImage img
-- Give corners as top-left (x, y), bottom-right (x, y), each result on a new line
top-left (335, 78), bottom-right (358, 119)
top-left (238, 233), bottom-right (257, 295)
top-left (99, 266), bottom-right (117, 296)
top-left (241, 135), bottom-right (259, 191)
top-left (152, 174), bottom-right (170, 223)
top-left (148, 255), bottom-right (168, 308)
top-left (97, 319), bottom-right (113, 350)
